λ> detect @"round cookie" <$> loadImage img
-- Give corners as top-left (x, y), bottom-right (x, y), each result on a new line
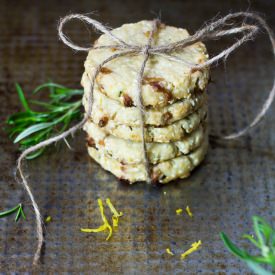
top-left (87, 137), bottom-right (208, 184)
top-left (84, 120), bottom-right (207, 164)
top-left (84, 20), bottom-right (209, 108)
top-left (82, 72), bottom-right (207, 126)
top-left (88, 104), bottom-right (207, 143)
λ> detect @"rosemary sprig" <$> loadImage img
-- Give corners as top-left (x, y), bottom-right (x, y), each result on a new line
top-left (221, 216), bottom-right (275, 275)
top-left (0, 203), bottom-right (26, 222)
top-left (6, 83), bottom-right (84, 159)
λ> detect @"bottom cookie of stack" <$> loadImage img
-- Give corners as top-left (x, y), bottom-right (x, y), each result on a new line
top-left (86, 136), bottom-right (208, 184)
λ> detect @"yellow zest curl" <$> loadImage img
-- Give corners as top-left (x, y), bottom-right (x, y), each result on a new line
top-left (81, 198), bottom-right (113, 240)
top-left (186, 206), bottom-right (193, 217)
top-left (166, 248), bottom-right (174, 255)
top-left (181, 240), bottom-right (202, 260)
top-left (45, 216), bottom-right (52, 223)
top-left (176, 208), bottom-right (183, 215)
top-left (106, 198), bottom-right (123, 227)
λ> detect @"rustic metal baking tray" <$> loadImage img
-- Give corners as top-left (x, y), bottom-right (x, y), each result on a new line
top-left (0, 0), bottom-right (274, 273)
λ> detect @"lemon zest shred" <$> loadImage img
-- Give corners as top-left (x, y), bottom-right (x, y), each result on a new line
top-left (166, 248), bottom-right (174, 255)
top-left (80, 198), bottom-right (113, 240)
top-left (180, 240), bottom-right (202, 260)
top-left (106, 198), bottom-right (123, 227)
top-left (45, 216), bottom-right (52, 223)
top-left (186, 206), bottom-right (193, 217)
top-left (176, 208), bottom-right (183, 215)
top-left (81, 224), bottom-right (107, 233)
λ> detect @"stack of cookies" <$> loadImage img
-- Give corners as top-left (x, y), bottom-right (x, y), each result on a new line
top-left (81, 21), bottom-right (209, 184)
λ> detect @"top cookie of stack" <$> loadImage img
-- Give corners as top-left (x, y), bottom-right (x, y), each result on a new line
top-left (81, 20), bottom-right (210, 184)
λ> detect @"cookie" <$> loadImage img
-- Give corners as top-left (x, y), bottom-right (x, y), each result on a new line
top-left (84, 120), bottom-right (207, 164)
top-left (88, 104), bottom-right (207, 142)
top-left (83, 20), bottom-right (209, 108)
top-left (87, 137), bottom-right (208, 184)
top-left (82, 72), bottom-right (207, 126)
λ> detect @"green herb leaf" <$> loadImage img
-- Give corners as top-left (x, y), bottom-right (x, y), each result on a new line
top-left (15, 204), bottom-right (26, 222)
top-left (6, 82), bottom-right (84, 159)
top-left (221, 216), bottom-right (275, 274)
top-left (14, 122), bottom-right (54, 143)
top-left (25, 147), bottom-right (46, 160)
top-left (220, 232), bottom-right (248, 259)
top-left (0, 203), bottom-right (26, 222)
top-left (242, 234), bottom-right (261, 249)
top-left (33, 82), bottom-right (66, 94)
top-left (15, 83), bottom-right (31, 112)
top-left (246, 260), bottom-right (273, 275)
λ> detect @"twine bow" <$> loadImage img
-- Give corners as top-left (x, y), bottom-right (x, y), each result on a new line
top-left (15, 12), bottom-right (275, 265)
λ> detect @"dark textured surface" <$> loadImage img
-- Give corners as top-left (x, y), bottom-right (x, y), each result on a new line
top-left (0, 0), bottom-right (274, 274)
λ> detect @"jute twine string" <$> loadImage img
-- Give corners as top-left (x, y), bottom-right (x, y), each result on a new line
top-left (14, 12), bottom-right (274, 265)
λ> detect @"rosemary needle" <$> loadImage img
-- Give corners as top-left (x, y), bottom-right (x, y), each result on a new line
top-left (0, 203), bottom-right (26, 222)
top-left (6, 82), bottom-right (84, 159)
top-left (221, 216), bottom-right (275, 275)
